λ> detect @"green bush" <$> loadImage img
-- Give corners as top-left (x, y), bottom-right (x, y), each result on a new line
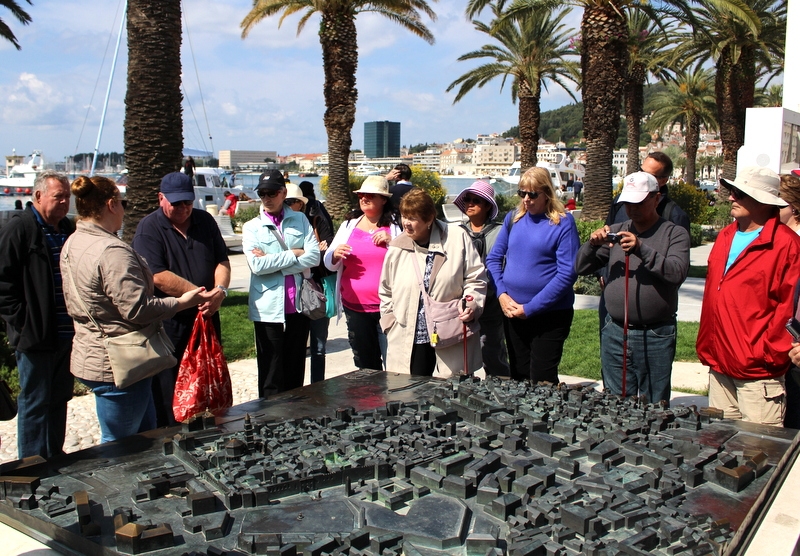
top-left (232, 205), bottom-right (259, 231)
top-left (495, 193), bottom-right (518, 222)
top-left (575, 219), bottom-right (605, 243)
top-left (668, 181), bottom-right (709, 224)
top-left (574, 275), bottom-right (602, 296)
top-left (705, 198), bottom-right (732, 229)
top-left (689, 223), bottom-right (704, 248)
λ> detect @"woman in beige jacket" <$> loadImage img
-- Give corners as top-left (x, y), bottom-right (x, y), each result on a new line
top-left (61, 176), bottom-right (203, 443)
top-left (379, 189), bottom-right (487, 376)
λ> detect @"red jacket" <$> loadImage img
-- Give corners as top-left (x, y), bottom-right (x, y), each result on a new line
top-left (697, 215), bottom-right (800, 380)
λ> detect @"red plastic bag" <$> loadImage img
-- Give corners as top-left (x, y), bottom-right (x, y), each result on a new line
top-left (173, 313), bottom-right (233, 422)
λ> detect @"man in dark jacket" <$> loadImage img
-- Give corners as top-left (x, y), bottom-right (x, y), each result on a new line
top-left (0, 171), bottom-right (75, 459)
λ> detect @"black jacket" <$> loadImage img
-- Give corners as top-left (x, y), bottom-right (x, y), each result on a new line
top-left (0, 208), bottom-right (75, 352)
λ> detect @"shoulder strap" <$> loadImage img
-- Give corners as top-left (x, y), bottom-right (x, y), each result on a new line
top-left (63, 251), bottom-right (107, 338)
top-left (268, 227), bottom-right (289, 251)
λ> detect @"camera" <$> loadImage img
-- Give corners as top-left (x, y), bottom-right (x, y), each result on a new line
top-left (606, 232), bottom-right (622, 244)
top-left (786, 318), bottom-right (800, 342)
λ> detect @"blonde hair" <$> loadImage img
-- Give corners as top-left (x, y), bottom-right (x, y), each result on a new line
top-left (513, 167), bottom-right (566, 225)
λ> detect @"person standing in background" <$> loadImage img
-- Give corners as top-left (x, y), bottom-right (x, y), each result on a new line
top-left (454, 180), bottom-right (509, 377)
top-left (183, 156), bottom-right (195, 184)
top-left (0, 171), bottom-right (74, 459)
top-left (299, 181), bottom-right (335, 383)
top-left (132, 172), bottom-right (231, 427)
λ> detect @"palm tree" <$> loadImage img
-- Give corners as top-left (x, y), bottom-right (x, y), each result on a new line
top-left (0, 0), bottom-right (31, 50)
top-left (447, 4), bottom-right (578, 172)
top-left (123, 0), bottom-right (184, 243)
top-left (623, 8), bottom-right (676, 176)
top-left (241, 0), bottom-right (436, 221)
top-left (466, 0), bottom-right (752, 220)
top-left (647, 67), bottom-right (717, 185)
top-left (756, 83), bottom-right (782, 107)
top-left (674, 0), bottom-right (785, 180)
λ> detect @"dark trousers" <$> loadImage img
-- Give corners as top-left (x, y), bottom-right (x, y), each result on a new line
top-left (785, 367), bottom-right (800, 429)
top-left (15, 338), bottom-right (73, 459)
top-left (255, 313), bottom-right (310, 398)
top-left (343, 308), bottom-right (385, 370)
top-left (410, 343), bottom-right (437, 376)
top-left (506, 309), bottom-right (573, 383)
top-left (153, 312), bottom-right (221, 428)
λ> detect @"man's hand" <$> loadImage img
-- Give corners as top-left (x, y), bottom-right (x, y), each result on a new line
top-left (198, 286), bottom-right (226, 316)
top-left (589, 226), bottom-right (611, 246)
top-left (790, 342), bottom-right (800, 367)
top-left (616, 230), bottom-right (639, 254)
top-left (386, 169), bottom-right (400, 182)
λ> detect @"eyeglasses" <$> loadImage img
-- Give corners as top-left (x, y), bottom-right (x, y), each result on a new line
top-left (462, 195), bottom-right (485, 205)
top-left (518, 189), bottom-right (540, 200)
top-left (257, 189), bottom-right (281, 199)
top-left (357, 193), bottom-right (376, 200)
top-left (170, 200), bottom-right (193, 207)
top-left (729, 186), bottom-right (747, 201)
top-left (286, 198), bottom-right (302, 205)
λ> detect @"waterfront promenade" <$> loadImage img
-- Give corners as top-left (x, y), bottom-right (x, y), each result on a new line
top-left (0, 245), bottom-right (714, 463)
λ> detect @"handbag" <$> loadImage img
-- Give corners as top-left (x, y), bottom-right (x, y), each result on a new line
top-left (410, 249), bottom-right (479, 350)
top-left (0, 379), bottom-right (17, 421)
top-left (299, 277), bottom-right (328, 320)
top-left (268, 227), bottom-right (327, 319)
top-left (173, 312), bottom-right (233, 423)
top-left (64, 251), bottom-right (177, 389)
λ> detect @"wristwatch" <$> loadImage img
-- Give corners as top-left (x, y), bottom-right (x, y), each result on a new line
top-left (216, 285), bottom-right (228, 297)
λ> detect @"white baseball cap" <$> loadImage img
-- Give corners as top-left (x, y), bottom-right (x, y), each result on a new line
top-left (617, 172), bottom-right (659, 204)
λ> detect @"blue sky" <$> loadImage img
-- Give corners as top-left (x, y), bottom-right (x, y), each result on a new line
top-left (0, 0), bottom-right (583, 164)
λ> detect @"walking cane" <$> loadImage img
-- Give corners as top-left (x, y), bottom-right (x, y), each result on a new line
top-left (462, 295), bottom-right (474, 373)
top-left (622, 250), bottom-right (631, 397)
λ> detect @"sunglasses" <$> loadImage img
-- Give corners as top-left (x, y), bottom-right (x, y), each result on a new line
top-left (518, 189), bottom-right (540, 200)
top-left (462, 195), bottom-right (485, 205)
top-left (357, 193), bottom-right (377, 200)
top-left (120, 199), bottom-right (128, 209)
top-left (286, 198), bottom-right (302, 204)
top-left (170, 200), bottom-right (193, 207)
top-left (257, 189), bottom-right (281, 199)
top-left (729, 186), bottom-right (747, 201)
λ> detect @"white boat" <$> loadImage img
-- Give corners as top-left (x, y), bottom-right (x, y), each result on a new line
top-left (0, 150), bottom-right (43, 195)
top-left (353, 164), bottom-right (382, 177)
top-left (493, 153), bottom-right (585, 196)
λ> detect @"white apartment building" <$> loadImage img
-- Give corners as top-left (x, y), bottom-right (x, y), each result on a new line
top-left (219, 150), bottom-right (278, 169)
top-left (472, 144), bottom-right (517, 175)
top-left (612, 148), bottom-right (629, 176)
top-left (412, 149), bottom-right (442, 172)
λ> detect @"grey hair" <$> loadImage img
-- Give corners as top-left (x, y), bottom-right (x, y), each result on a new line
top-left (34, 170), bottom-right (69, 195)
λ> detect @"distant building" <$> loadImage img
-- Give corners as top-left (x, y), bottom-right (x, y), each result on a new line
top-left (219, 150), bottom-right (278, 170)
top-left (364, 121), bottom-right (401, 159)
top-left (412, 149), bottom-right (441, 172)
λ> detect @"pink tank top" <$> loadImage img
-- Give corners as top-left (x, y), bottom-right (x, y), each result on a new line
top-left (340, 226), bottom-right (390, 312)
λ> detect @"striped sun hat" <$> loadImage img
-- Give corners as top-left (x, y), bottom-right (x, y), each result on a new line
top-left (454, 180), bottom-right (499, 220)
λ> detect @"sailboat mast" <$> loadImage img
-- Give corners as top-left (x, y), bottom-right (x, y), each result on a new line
top-left (90, 0), bottom-right (127, 177)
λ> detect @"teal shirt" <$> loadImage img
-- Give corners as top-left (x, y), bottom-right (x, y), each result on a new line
top-left (726, 228), bottom-right (762, 272)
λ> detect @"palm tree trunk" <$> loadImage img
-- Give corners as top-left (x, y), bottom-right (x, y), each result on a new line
top-left (685, 113), bottom-right (700, 185)
top-left (581, 4), bottom-right (628, 221)
top-left (123, 0), bottom-right (183, 244)
top-left (518, 79), bottom-right (540, 173)
top-left (625, 63), bottom-right (645, 176)
top-left (715, 46), bottom-right (755, 182)
top-left (320, 11), bottom-right (358, 221)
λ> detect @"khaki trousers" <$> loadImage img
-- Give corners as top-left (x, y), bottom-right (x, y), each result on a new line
top-left (708, 370), bottom-right (785, 426)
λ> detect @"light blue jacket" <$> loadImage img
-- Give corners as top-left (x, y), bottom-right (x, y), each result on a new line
top-left (242, 207), bottom-right (320, 323)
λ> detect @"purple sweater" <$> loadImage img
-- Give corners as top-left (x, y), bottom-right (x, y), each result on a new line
top-left (486, 210), bottom-right (579, 317)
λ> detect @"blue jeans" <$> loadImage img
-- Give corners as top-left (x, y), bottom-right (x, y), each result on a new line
top-left (600, 315), bottom-right (676, 404)
top-left (16, 339), bottom-right (73, 459)
top-left (343, 308), bottom-right (386, 371)
top-left (309, 317), bottom-right (330, 383)
top-left (78, 377), bottom-right (156, 444)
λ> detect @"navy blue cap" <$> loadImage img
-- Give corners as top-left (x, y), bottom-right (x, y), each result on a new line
top-left (257, 169), bottom-right (285, 191)
top-left (160, 172), bottom-right (195, 203)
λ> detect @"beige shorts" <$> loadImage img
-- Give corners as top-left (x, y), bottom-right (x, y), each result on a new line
top-left (708, 370), bottom-right (785, 426)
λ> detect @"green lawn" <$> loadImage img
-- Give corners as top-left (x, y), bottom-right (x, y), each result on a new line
top-left (219, 291), bottom-right (256, 361)
top-left (560, 310), bottom-right (699, 381)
